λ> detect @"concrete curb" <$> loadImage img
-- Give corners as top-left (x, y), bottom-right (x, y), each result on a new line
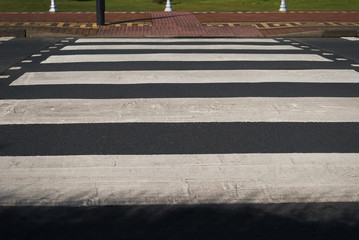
top-left (25, 30), bottom-right (82, 38)
top-left (1, 28), bottom-right (359, 38)
top-left (0, 29), bottom-right (26, 37)
top-left (263, 29), bottom-right (359, 38)
top-left (322, 29), bottom-right (358, 38)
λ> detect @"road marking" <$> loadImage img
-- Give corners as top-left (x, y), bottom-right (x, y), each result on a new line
top-left (0, 37), bottom-right (15, 41)
top-left (0, 153), bottom-right (358, 205)
top-left (341, 37), bottom-right (359, 41)
top-left (0, 75), bottom-right (9, 79)
top-left (61, 44), bottom-right (302, 51)
top-left (41, 53), bottom-right (332, 64)
top-left (75, 38), bottom-right (279, 43)
top-left (1, 98), bottom-right (359, 124)
top-left (9, 66), bottom-right (21, 70)
top-left (10, 69), bottom-right (359, 86)
top-left (21, 60), bottom-right (32, 63)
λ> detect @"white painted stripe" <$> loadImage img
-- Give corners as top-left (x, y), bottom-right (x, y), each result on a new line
top-left (0, 153), bottom-right (358, 206)
top-left (0, 37), bottom-right (15, 41)
top-left (10, 69), bottom-right (359, 86)
top-left (75, 38), bottom-right (279, 43)
top-left (9, 66), bottom-right (21, 70)
top-left (42, 53), bottom-right (332, 64)
top-left (61, 44), bottom-right (302, 51)
top-left (341, 37), bottom-right (359, 41)
top-left (1, 98), bottom-right (359, 124)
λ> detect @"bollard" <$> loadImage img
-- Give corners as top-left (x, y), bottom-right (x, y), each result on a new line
top-left (165, 0), bottom-right (173, 12)
top-left (49, 0), bottom-right (58, 12)
top-left (279, 0), bottom-right (287, 12)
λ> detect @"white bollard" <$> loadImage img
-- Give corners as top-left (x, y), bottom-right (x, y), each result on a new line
top-left (49, 0), bottom-right (58, 12)
top-left (165, 0), bottom-right (173, 12)
top-left (279, 0), bottom-right (287, 12)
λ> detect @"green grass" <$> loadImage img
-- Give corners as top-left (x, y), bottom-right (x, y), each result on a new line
top-left (0, 0), bottom-right (358, 12)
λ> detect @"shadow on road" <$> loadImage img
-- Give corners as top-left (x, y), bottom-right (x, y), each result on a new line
top-left (1, 203), bottom-right (359, 240)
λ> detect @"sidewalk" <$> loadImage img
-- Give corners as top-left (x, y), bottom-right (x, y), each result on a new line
top-left (0, 11), bottom-right (359, 37)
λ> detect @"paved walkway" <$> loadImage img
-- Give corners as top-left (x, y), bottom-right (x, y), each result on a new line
top-left (0, 11), bottom-right (359, 37)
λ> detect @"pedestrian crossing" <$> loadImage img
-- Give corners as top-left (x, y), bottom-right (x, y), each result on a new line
top-left (0, 38), bottom-right (359, 206)
top-left (10, 69), bottom-right (359, 85)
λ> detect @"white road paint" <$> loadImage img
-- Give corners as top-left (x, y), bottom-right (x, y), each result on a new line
top-left (10, 69), bottom-right (359, 86)
top-left (61, 44), bottom-right (302, 51)
top-left (0, 37), bottom-right (15, 41)
top-left (9, 66), bottom-right (21, 70)
top-left (341, 37), bottom-right (359, 41)
top-left (0, 75), bottom-right (9, 79)
top-left (0, 153), bottom-right (358, 206)
top-left (41, 53), bottom-right (332, 64)
top-left (1, 98), bottom-right (359, 124)
top-left (75, 38), bottom-right (279, 43)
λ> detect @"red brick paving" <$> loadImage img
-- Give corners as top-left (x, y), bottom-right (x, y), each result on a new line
top-left (0, 11), bottom-right (358, 37)
top-left (195, 12), bottom-right (359, 22)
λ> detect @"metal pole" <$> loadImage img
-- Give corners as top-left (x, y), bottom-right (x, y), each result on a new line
top-left (279, 0), bottom-right (287, 12)
top-left (165, 0), bottom-right (173, 12)
top-left (96, 0), bottom-right (105, 26)
top-left (49, 0), bottom-right (58, 12)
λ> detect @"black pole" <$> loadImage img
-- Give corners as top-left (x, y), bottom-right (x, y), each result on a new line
top-left (96, 0), bottom-right (105, 26)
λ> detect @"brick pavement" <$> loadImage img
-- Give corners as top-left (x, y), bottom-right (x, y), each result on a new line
top-left (0, 11), bottom-right (358, 37)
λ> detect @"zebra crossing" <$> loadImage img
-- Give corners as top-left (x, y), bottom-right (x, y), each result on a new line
top-left (0, 38), bottom-right (359, 206)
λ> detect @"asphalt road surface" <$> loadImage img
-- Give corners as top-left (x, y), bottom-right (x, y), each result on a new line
top-left (0, 37), bottom-right (359, 239)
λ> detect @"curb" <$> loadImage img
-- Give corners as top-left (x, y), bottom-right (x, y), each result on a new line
top-left (26, 30), bottom-right (82, 38)
top-left (322, 29), bottom-right (358, 38)
top-left (1, 27), bottom-right (359, 38)
top-left (0, 29), bottom-right (26, 37)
